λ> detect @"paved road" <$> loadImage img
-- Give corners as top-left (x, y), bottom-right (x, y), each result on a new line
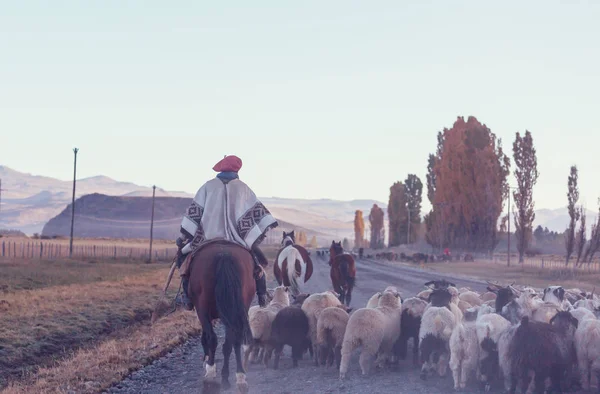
top-left (105, 257), bottom-right (504, 394)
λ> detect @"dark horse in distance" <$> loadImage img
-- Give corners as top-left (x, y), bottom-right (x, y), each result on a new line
top-left (188, 241), bottom-right (255, 393)
top-left (329, 241), bottom-right (356, 306)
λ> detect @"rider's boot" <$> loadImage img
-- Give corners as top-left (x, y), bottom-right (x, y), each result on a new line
top-left (251, 245), bottom-right (269, 307)
top-left (176, 251), bottom-right (194, 311)
top-left (180, 276), bottom-right (194, 311)
top-left (255, 268), bottom-right (268, 307)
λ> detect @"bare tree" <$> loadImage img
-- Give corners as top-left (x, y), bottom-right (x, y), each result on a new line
top-left (576, 206), bottom-right (587, 265)
top-left (565, 165), bottom-right (579, 265)
top-left (584, 199), bottom-right (600, 263)
top-left (512, 131), bottom-right (539, 263)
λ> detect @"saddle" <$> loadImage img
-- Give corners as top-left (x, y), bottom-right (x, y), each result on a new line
top-left (178, 238), bottom-right (263, 278)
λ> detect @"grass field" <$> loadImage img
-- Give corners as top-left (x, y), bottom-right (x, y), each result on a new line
top-left (0, 241), bottom-right (281, 393)
top-left (410, 259), bottom-right (600, 291)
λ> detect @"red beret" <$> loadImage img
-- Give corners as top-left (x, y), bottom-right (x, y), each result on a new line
top-left (213, 155), bottom-right (242, 172)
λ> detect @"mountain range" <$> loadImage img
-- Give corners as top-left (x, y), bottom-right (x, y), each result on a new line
top-left (0, 165), bottom-right (596, 238)
top-left (0, 166), bottom-right (384, 239)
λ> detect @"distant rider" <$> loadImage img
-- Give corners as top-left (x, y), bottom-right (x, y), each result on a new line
top-left (175, 155), bottom-right (278, 310)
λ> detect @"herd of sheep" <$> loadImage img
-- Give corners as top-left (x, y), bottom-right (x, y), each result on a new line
top-left (243, 280), bottom-right (600, 393)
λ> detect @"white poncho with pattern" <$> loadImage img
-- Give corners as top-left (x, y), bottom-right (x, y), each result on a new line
top-left (179, 177), bottom-right (278, 255)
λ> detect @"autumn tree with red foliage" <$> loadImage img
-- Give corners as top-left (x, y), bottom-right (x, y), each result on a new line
top-left (369, 204), bottom-right (385, 249)
top-left (354, 210), bottom-right (365, 249)
top-left (425, 116), bottom-right (510, 253)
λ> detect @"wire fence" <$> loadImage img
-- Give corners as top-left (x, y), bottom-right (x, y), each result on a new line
top-left (489, 254), bottom-right (600, 272)
top-left (0, 240), bottom-right (177, 262)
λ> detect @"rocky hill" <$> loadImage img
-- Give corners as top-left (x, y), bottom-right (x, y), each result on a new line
top-left (41, 193), bottom-right (329, 243)
top-left (1, 165), bottom-right (385, 239)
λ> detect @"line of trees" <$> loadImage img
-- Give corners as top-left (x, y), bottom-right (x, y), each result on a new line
top-left (563, 166), bottom-right (600, 265)
top-left (350, 114), bottom-right (599, 261)
top-left (388, 175), bottom-right (423, 247)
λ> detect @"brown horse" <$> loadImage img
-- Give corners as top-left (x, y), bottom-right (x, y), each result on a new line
top-left (188, 241), bottom-right (255, 394)
top-left (273, 231), bottom-right (313, 296)
top-left (329, 241), bottom-right (356, 306)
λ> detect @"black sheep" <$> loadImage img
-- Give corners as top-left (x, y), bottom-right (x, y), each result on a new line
top-left (270, 306), bottom-right (311, 369)
top-left (508, 313), bottom-right (578, 394)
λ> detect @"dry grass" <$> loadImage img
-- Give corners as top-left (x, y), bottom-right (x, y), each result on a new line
top-left (0, 242), bottom-right (283, 392)
top-left (417, 259), bottom-right (600, 291)
top-left (0, 268), bottom-right (177, 387)
top-left (2, 310), bottom-right (199, 394)
top-left (0, 258), bottom-right (164, 292)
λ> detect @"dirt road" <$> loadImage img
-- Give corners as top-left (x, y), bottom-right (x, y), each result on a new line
top-left (104, 257), bottom-right (530, 393)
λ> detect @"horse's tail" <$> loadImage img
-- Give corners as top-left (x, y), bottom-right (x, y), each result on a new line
top-left (339, 258), bottom-right (356, 289)
top-left (214, 252), bottom-right (252, 343)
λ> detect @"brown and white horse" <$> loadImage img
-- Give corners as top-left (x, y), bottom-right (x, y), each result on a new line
top-left (273, 231), bottom-right (313, 296)
top-left (329, 241), bottom-right (356, 306)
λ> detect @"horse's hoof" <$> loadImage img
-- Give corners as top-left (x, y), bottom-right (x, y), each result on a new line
top-left (221, 379), bottom-right (231, 390)
top-left (236, 373), bottom-right (249, 394)
top-left (420, 372), bottom-right (427, 381)
top-left (202, 380), bottom-right (221, 394)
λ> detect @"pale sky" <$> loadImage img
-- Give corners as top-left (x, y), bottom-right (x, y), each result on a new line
top-left (1, 1), bottom-right (599, 210)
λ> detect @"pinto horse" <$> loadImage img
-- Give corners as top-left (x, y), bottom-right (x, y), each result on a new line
top-left (273, 231), bottom-right (313, 296)
top-left (188, 241), bottom-right (255, 394)
top-left (329, 241), bottom-right (356, 306)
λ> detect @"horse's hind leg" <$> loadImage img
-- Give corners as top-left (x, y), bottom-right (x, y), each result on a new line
top-left (345, 286), bottom-right (353, 307)
top-left (221, 331), bottom-right (233, 390)
top-left (197, 311), bottom-right (220, 393)
top-left (201, 331), bottom-right (209, 362)
top-left (234, 338), bottom-right (249, 393)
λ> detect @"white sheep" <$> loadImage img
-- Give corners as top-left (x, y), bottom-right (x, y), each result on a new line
top-left (532, 302), bottom-right (562, 323)
top-left (575, 318), bottom-right (600, 391)
top-left (417, 288), bottom-right (433, 301)
top-left (460, 291), bottom-right (483, 307)
top-left (244, 286), bottom-right (290, 367)
top-left (458, 300), bottom-right (473, 314)
top-left (419, 305), bottom-right (456, 379)
top-left (480, 291), bottom-right (497, 303)
top-left (571, 307), bottom-right (597, 324)
top-left (448, 286), bottom-right (465, 323)
top-left (476, 313), bottom-right (511, 389)
top-left (339, 291), bottom-right (402, 379)
top-left (574, 298), bottom-right (600, 312)
top-left (366, 292), bottom-right (382, 308)
top-left (497, 323), bottom-right (519, 392)
top-left (449, 320), bottom-right (479, 390)
top-left (301, 291), bottom-right (344, 365)
top-left (316, 305), bottom-right (350, 368)
top-left (542, 285), bottom-right (574, 311)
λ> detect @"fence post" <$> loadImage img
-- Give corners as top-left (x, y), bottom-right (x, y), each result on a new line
top-left (1, 240), bottom-right (4, 257)
top-left (114, 246), bottom-right (117, 260)
top-left (13, 242), bottom-right (16, 258)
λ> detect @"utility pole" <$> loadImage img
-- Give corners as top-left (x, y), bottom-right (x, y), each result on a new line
top-left (148, 185), bottom-right (156, 263)
top-left (69, 148), bottom-right (79, 258)
top-left (507, 190), bottom-right (511, 267)
top-left (506, 186), bottom-right (518, 267)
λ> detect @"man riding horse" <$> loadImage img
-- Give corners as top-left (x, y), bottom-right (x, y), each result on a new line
top-left (175, 155), bottom-right (278, 310)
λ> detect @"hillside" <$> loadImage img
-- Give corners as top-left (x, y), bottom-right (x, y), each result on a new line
top-left (0, 166), bottom-right (385, 238)
top-left (41, 193), bottom-right (329, 243)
